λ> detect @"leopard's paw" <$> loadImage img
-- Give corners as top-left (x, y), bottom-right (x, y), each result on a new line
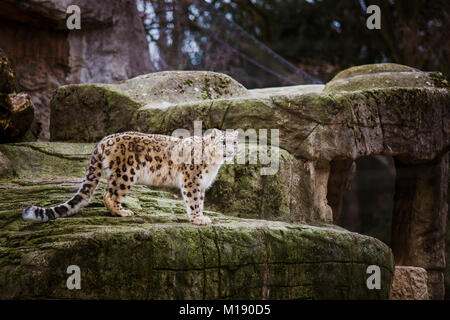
top-left (191, 215), bottom-right (211, 226)
top-left (113, 210), bottom-right (135, 217)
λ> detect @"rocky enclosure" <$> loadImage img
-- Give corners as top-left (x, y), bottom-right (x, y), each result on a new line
top-left (0, 63), bottom-right (448, 299)
top-left (48, 63), bottom-right (449, 299)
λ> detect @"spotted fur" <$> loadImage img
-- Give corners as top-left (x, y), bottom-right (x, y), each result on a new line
top-left (22, 129), bottom-right (238, 225)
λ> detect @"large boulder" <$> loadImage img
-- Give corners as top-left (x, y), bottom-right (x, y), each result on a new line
top-left (50, 67), bottom-right (449, 165)
top-left (0, 142), bottom-right (394, 299)
top-left (51, 69), bottom-right (450, 162)
top-left (207, 143), bottom-right (330, 223)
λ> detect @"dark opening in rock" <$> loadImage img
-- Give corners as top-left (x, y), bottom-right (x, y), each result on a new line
top-left (335, 156), bottom-right (396, 246)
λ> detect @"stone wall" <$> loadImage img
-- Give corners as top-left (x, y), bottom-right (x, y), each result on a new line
top-left (0, 0), bottom-right (155, 141)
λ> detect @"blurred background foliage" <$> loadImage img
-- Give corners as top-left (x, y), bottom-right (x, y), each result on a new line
top-left (138, 0), bottom-right (449, 85)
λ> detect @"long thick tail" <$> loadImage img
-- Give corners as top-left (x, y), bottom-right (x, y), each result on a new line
top-left (22, 144), bottom-right (104, 222)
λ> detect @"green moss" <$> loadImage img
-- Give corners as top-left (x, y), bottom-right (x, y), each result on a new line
top-left (50, 85), bottom-right (140, 142)
top-left (205, 143), bottom-right (300, 222)
top-left (324, 63), bottom-right (447, 93)
top-left (324, 72), bottom-right (438, 92)
top-left (0, 142), bottom-right (94, 181)
top-left (200, 75), bottom-right (233, 100)
top-left (430, 72), bottom-right (449, 88)
top-left (0, 191), bottom-right (394, 299)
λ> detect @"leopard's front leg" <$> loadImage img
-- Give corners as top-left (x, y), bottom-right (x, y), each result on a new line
top-left (181, 185), bottom-right (210, 225)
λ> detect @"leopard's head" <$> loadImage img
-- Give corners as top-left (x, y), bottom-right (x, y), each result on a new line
top-left (206, 128), bottom-right (239, 163)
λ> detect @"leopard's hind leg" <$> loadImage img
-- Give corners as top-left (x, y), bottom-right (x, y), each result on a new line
top-left (103, 167), bottom-right (136, 217)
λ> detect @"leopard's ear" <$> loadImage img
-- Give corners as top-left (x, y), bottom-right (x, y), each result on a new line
top-left (207, 128), bottom-right (222, 139)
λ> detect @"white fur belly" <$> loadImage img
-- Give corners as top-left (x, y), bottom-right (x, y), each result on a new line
top-left (201, 164), bottom-right (221, 190)
top-left (137, 166), bottom-right (179, 188)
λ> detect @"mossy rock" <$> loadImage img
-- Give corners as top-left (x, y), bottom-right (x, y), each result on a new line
top-left (331, 63), bottom-right (419, 79)
top-left (0, 142), bottom-right (321, 224)
top-left (0, 182), bottom-right (394, 299)
top-left (0, 142), bottom-right (93, 180)
top-left (50, 66), bottom-right (449, 165)
top-left (324, 63), bottom-right (446, 92)
top-left (0, 151), bottom-right (10, 177)
top-left (0, 142), bottom-right (394, 299)
top-left (102, 71), bottom-right (248, 105)
top-left (206, 143), bottom-right (320, 223)
top-left (50, 71), bottom-right (247, 142)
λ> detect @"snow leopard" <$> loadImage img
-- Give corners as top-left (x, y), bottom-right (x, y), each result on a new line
top-left (22, 129), bottom-right (239, 226)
